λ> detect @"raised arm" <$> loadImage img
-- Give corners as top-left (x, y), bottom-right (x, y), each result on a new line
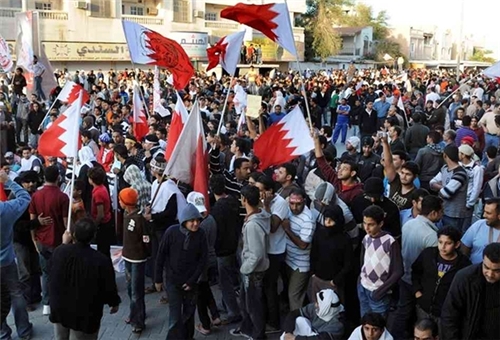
top-left (381, 134), bottom-right (397, 182)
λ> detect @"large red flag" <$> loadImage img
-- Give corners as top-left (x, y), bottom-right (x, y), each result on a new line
top-left (38, 91), bottom-right (83, 158)
top-left (206, 30), bottom-right (245, 76)
top-left (221, 3), bottom-right (297, 56)
top-left (0, 183), bottom-right (7, 202)
top-left (132, 84), bottom-right (149, 141)
top-left (254, 105), bottom-right (314, 170)
top-left (122, 21), bottom-right (194, 90)
top-left (165, 92), bottom-right (189, 161)
top-left (164, 101), bottom-right (209, 210)
top-left (56, 80), bottom-right (90, 105)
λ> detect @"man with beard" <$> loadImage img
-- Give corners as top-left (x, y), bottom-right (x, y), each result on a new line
top-left (358, 137), bottom-right (381, 182)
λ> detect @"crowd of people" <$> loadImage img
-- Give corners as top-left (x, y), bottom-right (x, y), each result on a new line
top-left (1, 63), bottom-right (500, 340)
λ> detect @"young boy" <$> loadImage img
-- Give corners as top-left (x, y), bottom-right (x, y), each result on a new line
top-left (87, 167), bottom-right (113, 257)
top-left (119, 187), bottom-right (150, 334)
top-left (411, 227), bottom-right (471, 322)
top-left (72, 180), bottom-right (86, 223)
top-left (358, 205), bottom-right (403, 317)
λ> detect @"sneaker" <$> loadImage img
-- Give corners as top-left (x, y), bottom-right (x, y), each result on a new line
top-left (42, 305), bottom-right (50, 315)
top-left (229, 328), bottom-right (252, 339)
top-left (196, 324), bottom-right (211, 335)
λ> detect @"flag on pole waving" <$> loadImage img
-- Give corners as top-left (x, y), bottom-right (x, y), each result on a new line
top-left (0, 34), bottom-right (13, 72)
top-left (254, 105), bottom-right (314, 170)
top-left (153, 66), bottom-right (170, 117)
top-left (56, 80), bottom-right (90, 105)
top-left (483, 61), bottom-right (500, 81)
top-left (38, 90), bottom-right (83, 158)
top-left (164, 101), bottom-right (209, 209)
top-left (122, 21), bottom-right (194, 90)
top-left (132, 83), bottom-right (149, 142)
top-left (206, 30), bottom-right (246, 76)
top-left (165, 92), bottom-right (189, 160)
top-left (221, 2), bottom-right (297, 56)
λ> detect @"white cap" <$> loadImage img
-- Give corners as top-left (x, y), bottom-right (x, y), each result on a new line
top-left (186, 191), bottom-right (207, 214)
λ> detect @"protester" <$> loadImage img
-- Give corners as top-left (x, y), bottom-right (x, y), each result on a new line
top-left (49, 218), bottom-right (121, 340)
top-left (348, 312), bottom-right (394, 340)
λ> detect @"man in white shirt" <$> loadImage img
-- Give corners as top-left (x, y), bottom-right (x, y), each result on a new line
top-left (32, 55), bottom-right (46, 101)
top-left (255, 175), bottom-right (289, 331)
top-left (425, 87), bottom-right (440, 104)
top-left (282, 188), bottom-right (315, 311)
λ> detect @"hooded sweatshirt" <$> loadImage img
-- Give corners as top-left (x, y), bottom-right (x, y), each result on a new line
top-left (154, 204), bottom-right (208, 286)
top-left (240, 209), bottom-right (271, 275)
top-left (414, 144), bottom-right (444, 182)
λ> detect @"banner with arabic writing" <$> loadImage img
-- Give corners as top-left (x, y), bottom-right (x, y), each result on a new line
top-left (0, 34), bottom-right (13, 72)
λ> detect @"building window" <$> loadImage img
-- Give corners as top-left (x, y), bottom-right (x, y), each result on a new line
top-left (204, 12), bottom-right (217, 21)
top-left (173, 0), bottom-right (189, 22)
top-left (130, 6), bottom-right (144, 15)
top-left (35, 2), bottom-right (52, 10)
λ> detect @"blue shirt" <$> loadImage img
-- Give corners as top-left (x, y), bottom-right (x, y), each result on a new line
top-left (462, 219), bottom-right (500, 264)
top-left (373, 101), bottom-right (391, 118)
top-left (400, 208), bottom-right (443, 229)
top-left (269, 111), bottom-right (286, 125)
top-left (0, 180), bottom-right (31, 267)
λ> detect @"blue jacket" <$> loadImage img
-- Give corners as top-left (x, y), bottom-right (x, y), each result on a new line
top-left (0, 180), bottom-right (31, 267)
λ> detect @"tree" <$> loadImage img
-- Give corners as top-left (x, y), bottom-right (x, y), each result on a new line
top-left (311, 0), bottom-right (342, 61)
top-left (470, 48), bottom-right (496, 63)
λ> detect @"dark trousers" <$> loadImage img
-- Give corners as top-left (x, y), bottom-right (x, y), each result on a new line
top-left (146, 229), bottom-right (166, 281)
top-left (125, 261), bottom-right (146, 329)
top-left (165, 282), bottom-right (197, 340)
top-left (96, 220), bottom-right (114, 258)
top-left (330, 107), bottom-right (338, 127)
top-left (239, 272), bottom-right (267, 339)
top-left (196, 279), bottom-right (220, 330)
top-left (390, 280), bottom-right (416, 340)
top-left (264, 253), bottom-right (285, 329)
top-left (13, 242), bottom-right (41, 305)
top-left (217, 254), bottom-right (241, 319)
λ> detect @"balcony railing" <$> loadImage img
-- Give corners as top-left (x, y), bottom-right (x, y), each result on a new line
top-left (204, 20), bottom-right (239, 29)
top-left (122, 15), bottom-right (164, 25)
top-left (0, 7), bottom-right (21, 17)
top-left (38, 10), bottom-right (68, 20)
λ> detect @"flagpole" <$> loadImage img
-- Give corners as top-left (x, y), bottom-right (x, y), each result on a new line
top-left (216, 75), bottom-right (234, 135)
top-left (294, 59), bottom-right (313, 131)
top-left (36, 99), bottom-right (57, 132)
top-left (66, 90), bottom-right (83, 231)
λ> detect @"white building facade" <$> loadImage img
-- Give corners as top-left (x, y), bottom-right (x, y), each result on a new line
top-left (0, 0), bottom-right (306, 71)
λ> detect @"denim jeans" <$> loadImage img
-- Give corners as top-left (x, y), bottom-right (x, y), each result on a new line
top-left (351, 125), bottom-right (360, 138)
top-left (264, 253), bottom-right (285, 328)
top-left (0, 262), bottom-right (33, 339)
top-left (390, 280), bottom-right (416, 340)
top-left (37, 242), bottom-right (54, 306)
top-left (442, 215), bottom-right (469, 233)
top-left (29, 133), bottom-right (40, 149)
top-left (53, 323), bottom-right (98, 340)
top-left (165, 282), bottom-right (197, 340)
top-left (125, 260), bottom-right (146, 329)
top-left (217, 254), bottom-right (241, 319)
top-left (35, 75), bottom-right (46, 101)
top-left (15, 117), bottom-right (29, 144)
top-left (13, 242), bottom-right (41, 305)
top-left (357, 282), bottom-right (391, 318)
top-left (239, 272), bottom-right (266, 339)
top-left (332, 115), bottom-right (349, 144)
top-left (321, 107), bottom-right (331, 126)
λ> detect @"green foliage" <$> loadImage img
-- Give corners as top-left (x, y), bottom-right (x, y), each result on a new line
top-left (470, 48), bottom-right (496, 63)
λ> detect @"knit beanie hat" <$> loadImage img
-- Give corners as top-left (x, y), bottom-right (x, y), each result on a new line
top-left (444, 145), bottom-right (459, 162)
top-left (364, 177), bottom-right (384, 197)
top-left (119, 188), bottom-right (138, 206)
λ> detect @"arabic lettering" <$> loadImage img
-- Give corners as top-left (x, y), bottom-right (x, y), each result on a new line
top-left (76, 45), bottom-right (126, 57)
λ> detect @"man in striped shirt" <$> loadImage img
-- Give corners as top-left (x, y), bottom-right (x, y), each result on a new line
top-left (209, 142), bottom-right (251, 222)
top-left (281, 188), bottom-right (315, 311)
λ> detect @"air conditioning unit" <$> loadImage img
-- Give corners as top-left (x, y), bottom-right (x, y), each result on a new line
top-left (147, 7), bottom-right (158, 15)
top-left (193, 10), bottom-right (204, 18)
top-left (75, 1), bottom-right (88, 9)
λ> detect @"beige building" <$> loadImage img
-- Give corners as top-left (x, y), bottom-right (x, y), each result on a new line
top-left (0, 0), bottom-right (305, 71)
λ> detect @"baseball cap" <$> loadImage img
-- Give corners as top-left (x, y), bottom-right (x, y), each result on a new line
top-left (362, 136), bottom-right (374, 148)
top-left (461, 136), bottom-right (475, 147)
top-left (186, 192), bottom-right (207, 214)
top-left (347, 136), bottom-right (361, 149)
top-left (458, 144), bottom-right (474, 157)
top-left (4, 151), bottom-right (14, 159)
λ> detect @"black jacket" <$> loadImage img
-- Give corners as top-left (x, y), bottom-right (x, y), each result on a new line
top-left (310, 225), bottom-right (352, 287)
top-left (440, 264), bottom-right (487, 340)
top-left (212, 195), bottom-right (241, 257)
top-left (49, 243), bottom-right (121, 334)
top-left (359, 109), bottom-right (378, 135)
top-left (351, 195), bottom-right (401, 239)
top-left (411, 247), bottom-right (471, 317)
top-left (404, 123), bottom-right (430, 156)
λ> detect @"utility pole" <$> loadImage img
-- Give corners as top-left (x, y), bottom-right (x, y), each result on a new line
top-left (456, 0), bottom-right (465, 81)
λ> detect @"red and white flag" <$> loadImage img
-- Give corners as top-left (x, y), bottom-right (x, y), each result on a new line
top-left (56, 80), bottom-right (90, 105)
top-left (206, 30), bottom-right (245, 76)
top-left (153, 66), bottom-right (170, 117)
top-left (132, 84), bottom-right (149, 141)
top-left (0, 34), bottom-right (13, 72)
top-left (164, 101), bottom-right (209, 209)
top-left (254, 105), bottom-right (313, 170)
top-left (122, 21), bottom-right (194, 90)
top-left (483, 61), bottom-right (500, 81)
top-left (165, 92), bottom-right (189, 161)
top-left (38, 90), bottom-right (83, 158)
top-left (221, 2), bottom-right (297, 56)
